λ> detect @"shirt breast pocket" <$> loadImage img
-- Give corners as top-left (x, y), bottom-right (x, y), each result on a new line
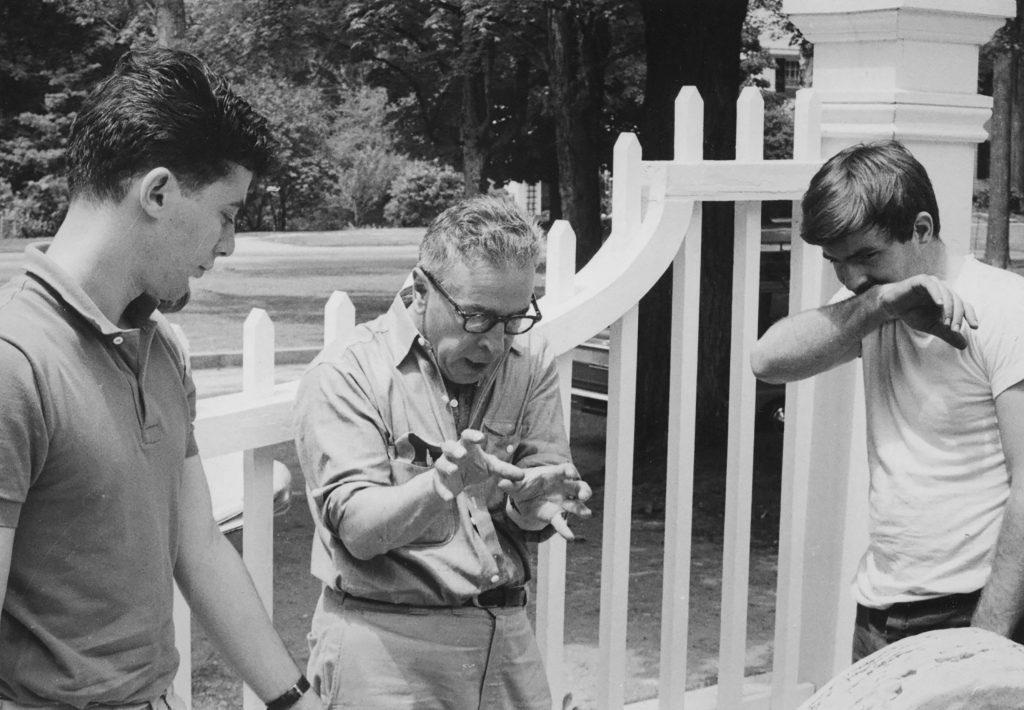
top-left (481, 419), bottom-right (520, 462)
top-left (389, 459), bottom-right (457, 546)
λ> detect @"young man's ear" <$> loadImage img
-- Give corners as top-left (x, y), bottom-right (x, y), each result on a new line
top-left (913, 211), bottom-right (934, 242)
top-left (137, 167), bottom-right (177, 217)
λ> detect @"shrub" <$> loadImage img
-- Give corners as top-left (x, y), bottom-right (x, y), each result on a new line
top-left (4, 175), bottom-right (68, 239)
top-left (763, 91), bottom-right (794, 161)
top-left (383, 161), bottom-right (464, 227)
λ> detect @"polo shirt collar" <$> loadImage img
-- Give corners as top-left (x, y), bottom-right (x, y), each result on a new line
top-left (23, 243), bottom-right (159, 340)
top-left (383, 281), bottom-right (525, 369)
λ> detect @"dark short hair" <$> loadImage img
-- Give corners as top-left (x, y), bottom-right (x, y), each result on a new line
top-left (419, 194), bottom-right (543, 282)
top-left (65, 47), bottom-right (274, 201)
top-left (801, 139), bottom-right (940, 246)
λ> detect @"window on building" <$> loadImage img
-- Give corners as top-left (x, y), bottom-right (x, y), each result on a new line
top-left (784, 59), bottom-right (800, 89)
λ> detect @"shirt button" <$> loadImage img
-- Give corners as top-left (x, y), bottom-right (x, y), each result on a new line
top-left (490, 574), bottom-right (500, 584)
top-left (112, 336), bottom-right (124, 345)
top-left (450, 399), bottom-right (459, 409)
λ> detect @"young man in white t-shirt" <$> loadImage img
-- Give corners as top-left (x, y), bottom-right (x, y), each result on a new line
top-left (751, 140), bottom-right (1024, 661)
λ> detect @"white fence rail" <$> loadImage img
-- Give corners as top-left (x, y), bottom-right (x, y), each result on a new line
top-left (175, 86), bottom-right (834, 709)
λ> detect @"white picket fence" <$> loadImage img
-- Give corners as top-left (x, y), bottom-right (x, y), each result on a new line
top-left (173, 85), bottom-right (838, 709)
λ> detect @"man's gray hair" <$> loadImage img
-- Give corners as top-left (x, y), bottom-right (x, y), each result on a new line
top-left (419, 194), bottom-right (544, 282)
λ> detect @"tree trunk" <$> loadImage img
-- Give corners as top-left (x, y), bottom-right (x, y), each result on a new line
top-left (988, 42), bottom-right (1014, 269)
top-left (634, 0), bottom-right (748, 474)
top-left (152, 0), bottom-right (187, 48)
top-left (461, 70), bottom-right (488, 196)
top-left (1012, 57), bottom-right (1024, 194)
top-left (546, 4), bottom-right (610, 268)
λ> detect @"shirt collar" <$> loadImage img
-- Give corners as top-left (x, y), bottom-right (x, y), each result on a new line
top-left (23, 243), bottom-right (159, 338)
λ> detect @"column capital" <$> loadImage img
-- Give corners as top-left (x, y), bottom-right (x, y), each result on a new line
top-left (785, 0), bottom-right (1012, 46)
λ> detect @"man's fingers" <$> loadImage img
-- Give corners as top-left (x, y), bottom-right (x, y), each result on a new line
top-left (964, 299), bottom-right (980, 329)
top-left (574, 480), bottom-right (593, 502)
top-left (488, 456), bottom-right (526, 482)
top-left (442, 440), bottom-right (467, 461)
top-left (949, 294), bottom-right (964, 333)
top-left (926, 320), bottom-right (968, 350)
top-left (524, 463), bottom-right (574, 477)
top-left (562, 499), bottom-right (592, 518)
top-left (459, 429), bottom-right (485, 446)
top-left (550, 513), bottom-right (575, 541)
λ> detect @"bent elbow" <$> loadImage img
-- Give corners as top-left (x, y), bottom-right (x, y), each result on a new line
top-left (341, 533), bottom-right (385, 561)
top-left (749, 346), bottom-right (785, 385)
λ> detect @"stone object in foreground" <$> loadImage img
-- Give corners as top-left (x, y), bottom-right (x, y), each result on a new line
top-left (798, 627), bottom-right (1024, 710)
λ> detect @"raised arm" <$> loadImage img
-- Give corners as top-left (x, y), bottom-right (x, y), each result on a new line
top-left (751, 275), bottom-right (977, 384)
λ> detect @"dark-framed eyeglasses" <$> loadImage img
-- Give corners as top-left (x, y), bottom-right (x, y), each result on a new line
top-left (419, 266), bottom-right (542, 335)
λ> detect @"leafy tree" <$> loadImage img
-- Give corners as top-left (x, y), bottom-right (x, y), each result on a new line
top-left (0, 0), bottom-right (133, 237)
top-left (331, 85), bottom-right (406, 226)
top-left (383, 160), bottom-right (464, 227)
top-left (230, 73), bottom-right (340, 231)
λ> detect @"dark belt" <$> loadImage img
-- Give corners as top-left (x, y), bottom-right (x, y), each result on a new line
top-left (340, 585), bottom-right (527, 612)
top-left (857, 590), bottom-right (981, 629)
top-left (467, 585), bottom-right (528, 608)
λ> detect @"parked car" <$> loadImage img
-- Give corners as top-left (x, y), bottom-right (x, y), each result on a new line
top-left (204, 452), bottom-right (294, 534)
top-left (571, 239), bottom-right (790, 436)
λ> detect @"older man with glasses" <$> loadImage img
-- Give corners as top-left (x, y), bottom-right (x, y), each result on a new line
top-left (293, 194), bottom-right (591, 709)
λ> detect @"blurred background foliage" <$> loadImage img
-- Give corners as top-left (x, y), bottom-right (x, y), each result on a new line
top-left (0, 0), bottom-right (797, 239)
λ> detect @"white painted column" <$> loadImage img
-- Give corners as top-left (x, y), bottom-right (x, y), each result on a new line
top-left (786, 0), bottom-right (1012, 256)
top-left (782, 0), bottom-right (1013, 690)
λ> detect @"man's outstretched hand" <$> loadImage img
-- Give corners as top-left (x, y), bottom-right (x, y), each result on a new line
top-left (434, 429), bottom-right (525, 497)
top-left (501, 463), bottom-right (592, 540)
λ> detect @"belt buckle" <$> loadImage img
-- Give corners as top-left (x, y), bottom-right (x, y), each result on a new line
top-left (469, 586), bottom-right (526, 608)
top-left (470, 589), bottom-right (501, 608)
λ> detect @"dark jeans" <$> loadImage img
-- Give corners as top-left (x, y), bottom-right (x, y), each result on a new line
top-left (852, 590), bottom-right (981, 663)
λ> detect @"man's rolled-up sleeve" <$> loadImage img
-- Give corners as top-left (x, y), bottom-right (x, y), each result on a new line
top-left (513, 337), bottom-right (573, 470)
top-left (293, 356), bottom-right (393, 537)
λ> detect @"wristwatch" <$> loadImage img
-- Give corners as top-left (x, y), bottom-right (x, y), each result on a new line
top-left (266, 675), bottom-right (310, 710)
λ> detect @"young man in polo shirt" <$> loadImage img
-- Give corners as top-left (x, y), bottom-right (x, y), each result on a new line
top-left (0, 49), bottom-right (317, 709)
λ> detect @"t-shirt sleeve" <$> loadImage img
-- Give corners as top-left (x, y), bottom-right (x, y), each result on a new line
top-left (0, 340), bottom-right (48, 528)
top-left (976, 281), bottom-right (1024, 398)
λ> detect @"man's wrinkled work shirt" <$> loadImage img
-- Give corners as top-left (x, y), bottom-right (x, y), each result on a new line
top-left (294, 291), bottom-right (571, 607)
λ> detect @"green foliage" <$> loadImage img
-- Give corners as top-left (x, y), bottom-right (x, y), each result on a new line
top-left (331, 86), bottom-right (406, 226)
top-left (0, 0), bottom-right (134, 236)
top-left (762, 91), bottom-right (794, 160)
top-left (230, 73), bottom-right (340, 231)
top-left (5, 174), bottom-right (69, 239)
top-left (383, 161), bottom-right (463, 227)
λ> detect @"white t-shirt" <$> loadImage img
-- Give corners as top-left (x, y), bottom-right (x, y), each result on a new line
top-left (854, 255), bottom-right (1024, 608)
